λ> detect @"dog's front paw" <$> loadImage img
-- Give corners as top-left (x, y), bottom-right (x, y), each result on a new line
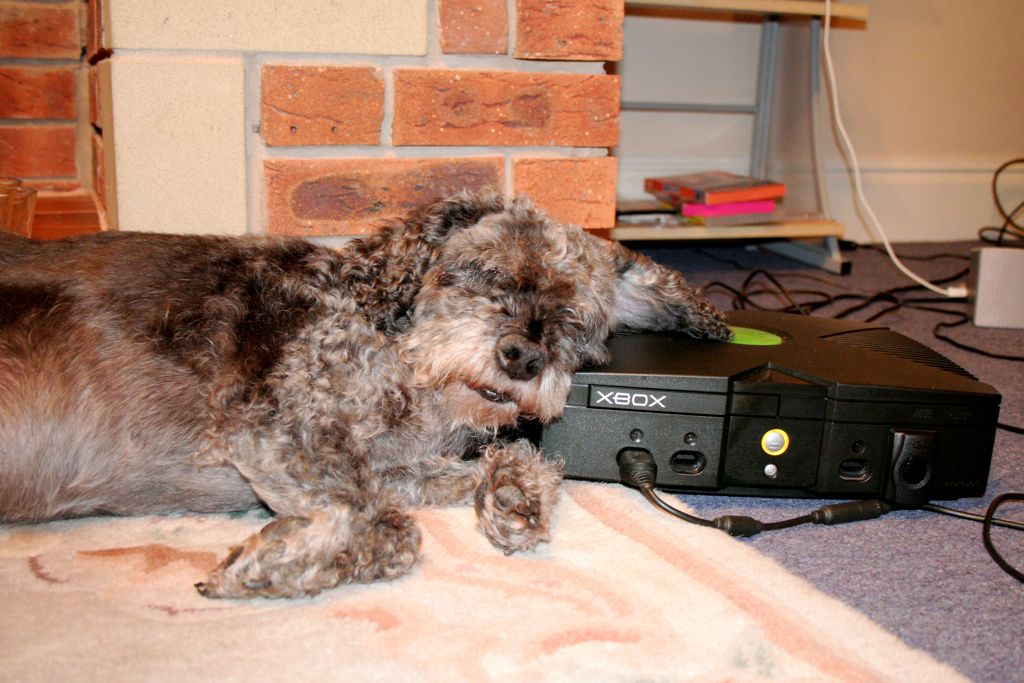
top-left (195, 514), bottom-right (343, 599)
top-left (195, 503), bottom-right (422, 599)
top-left (474, 440), bottom-right (562, 555)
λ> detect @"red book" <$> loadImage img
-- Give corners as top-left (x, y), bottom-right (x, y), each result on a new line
top-left (645, 171), bottom-right (786, 206)
top-left (681, 199), bottom-right (777, 217)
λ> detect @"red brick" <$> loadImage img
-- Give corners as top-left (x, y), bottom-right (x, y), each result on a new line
top-left (515, 0), bottom-right (623, 61)
top-left (0, 2), bottom-right (81, 59)
top-left (261, 66), bottom-right (384, 146)
top-left (513, 157), bottom-right (617, 228)
top-left (392, 70), bottom-right (619, 147)
top-left (0, 66), bottom-right (77, 120)
top-left (440, 0), bottom-right (508, 54)
top-left (0, 125), bottom-right (77, 178)
top-left (265, 157), bottom-right (504, 236)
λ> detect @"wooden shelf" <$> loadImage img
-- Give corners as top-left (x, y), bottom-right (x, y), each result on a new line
top-left (606, 219), bottom-right (843, 241)
top-left (626, 0), bottom-right (869, 21)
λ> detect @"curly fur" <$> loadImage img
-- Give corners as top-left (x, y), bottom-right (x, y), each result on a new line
top-left (0, 193), bottom-right (731, 598)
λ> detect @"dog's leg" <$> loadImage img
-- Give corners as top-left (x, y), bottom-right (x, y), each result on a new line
top-left (472, 439), bottom-right (563, 555)
top-left (195, 459), bottom-right (421, 599)
top-left (405, 458), bottom-right (486, 507)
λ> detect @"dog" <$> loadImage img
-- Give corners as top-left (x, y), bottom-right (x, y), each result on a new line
top-left (0, 193), bottom-right (731, 599)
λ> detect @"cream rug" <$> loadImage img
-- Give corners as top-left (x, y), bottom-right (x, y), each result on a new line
top-left (0, 482), bottom-right (966, 682)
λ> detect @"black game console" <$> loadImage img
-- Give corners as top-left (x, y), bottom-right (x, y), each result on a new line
top-left (539, 311), bottom-right (1001, 506)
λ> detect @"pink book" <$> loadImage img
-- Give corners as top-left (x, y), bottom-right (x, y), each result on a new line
top-left (681, 199), bottom-right (777, 217)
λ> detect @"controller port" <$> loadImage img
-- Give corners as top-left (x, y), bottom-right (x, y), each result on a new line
top-left (839, 458), bottom-right (871, 482)
top-left (670, 451), bottom-right (705, 475)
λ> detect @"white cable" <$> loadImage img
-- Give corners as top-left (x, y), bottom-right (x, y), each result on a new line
top-left (821, 0), bottom-right (967, 298)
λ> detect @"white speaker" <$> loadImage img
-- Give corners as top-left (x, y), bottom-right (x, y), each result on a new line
top-left (969, 247), bottom-right (1024, 329)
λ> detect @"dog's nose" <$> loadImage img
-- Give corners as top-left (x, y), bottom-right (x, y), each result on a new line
top-left (496, 334), bottom-right (546, 380)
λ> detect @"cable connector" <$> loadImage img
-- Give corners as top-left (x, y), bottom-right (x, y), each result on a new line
top-left (617, 448), bottom-right (657, 488)
top-left (810, 500), bottom-right (892, 525)
top-left (713, 516), bottom-right (764, 537)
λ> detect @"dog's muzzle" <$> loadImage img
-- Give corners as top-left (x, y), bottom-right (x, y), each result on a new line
top-left (496, 334), bottom-right (546, 381)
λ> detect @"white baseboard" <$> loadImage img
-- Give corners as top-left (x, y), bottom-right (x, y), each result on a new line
top-left (617, 157), bottom-right (1024, 244)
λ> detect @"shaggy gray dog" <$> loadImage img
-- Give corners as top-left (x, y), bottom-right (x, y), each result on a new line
top-left (0, 193), bottom-right (731, 598)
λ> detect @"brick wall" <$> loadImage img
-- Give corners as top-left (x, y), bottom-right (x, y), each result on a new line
top-left (98, 0), bottom-right (623, 236)
top-left (0, 0), bottom-right (91, 190)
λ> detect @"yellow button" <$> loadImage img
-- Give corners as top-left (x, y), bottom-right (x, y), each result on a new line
top-left (761, 428), bottom-right (790, 456)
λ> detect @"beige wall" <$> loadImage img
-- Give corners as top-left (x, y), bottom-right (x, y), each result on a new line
top-left (615, 0), bottom-right (1024, 242)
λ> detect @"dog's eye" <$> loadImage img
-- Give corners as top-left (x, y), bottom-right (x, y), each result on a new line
top-left (448, 261), bottom-right (515, 291)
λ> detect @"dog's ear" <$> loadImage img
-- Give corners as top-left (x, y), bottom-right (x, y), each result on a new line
top-left (598, 237), bottom-right (732, 340)
top-left (417, 190), bottom-right (508, 246)
top-left (340, 191), bottom-right (508, 334)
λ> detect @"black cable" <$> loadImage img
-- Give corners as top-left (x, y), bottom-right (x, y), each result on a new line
top-left (983, 494), bottom-right (1024, 583)
top-left (831, 268), bottom-right (969, 320)
top-left (921, 496), bottom-right (1024, 583)
top-left (922, 502), bottom-right (1024, 532)
top-left (707, 259), bottom-right (970, 324)
top-left (622, 453), bottom-right (1024, 580)
top-left (861, 243), bottom-right (972, 262)
top-left (617, 448), bottom-right (889, 538)
top-left (709, 258), bottom-right (1020, 364)
top-left (740, 269), bottom-right (810, 315)
top-left (620, 425), bottom-right (1024, 574)
top-left (997, 421), bottom-right (1024, 435)
top-left (978, 158), bottom-right (1024, 247)
top-left (637, 487), bottom-right (717, 529)
top-left (933, 314), bottom-right (1024, 362)
top-left (708, 275), bottom-right (861, 317)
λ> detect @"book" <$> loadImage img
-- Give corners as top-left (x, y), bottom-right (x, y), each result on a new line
top-left (615, 199), bottom-right (682, 225)
top-left (646, 190), bottom-right (684, 209)
top-left (683, 209), bottom-right (783, 227)
top-left (681, 199), bottom-right (777, 218)
top-left (644, 171), bottom-right (786, 206)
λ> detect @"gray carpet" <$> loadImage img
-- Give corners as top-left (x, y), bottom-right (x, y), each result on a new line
top-left (637, 239), bottom-right (1023, 682)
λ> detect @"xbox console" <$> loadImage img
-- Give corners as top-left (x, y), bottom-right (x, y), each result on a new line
top-left (539, 311), bottom-right (1001, 506)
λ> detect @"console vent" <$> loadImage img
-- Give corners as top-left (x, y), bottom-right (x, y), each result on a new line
top-left (823, 328), bottom-right (977, 380)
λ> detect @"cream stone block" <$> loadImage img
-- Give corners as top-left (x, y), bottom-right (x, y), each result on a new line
top-left (109, 54), bottom-right (247, 235)
top-left (106, 0), bottom-right (427, 55)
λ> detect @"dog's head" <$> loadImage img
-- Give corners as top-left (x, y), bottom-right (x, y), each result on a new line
top-left (400, 193), bottom-right (732, 429)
